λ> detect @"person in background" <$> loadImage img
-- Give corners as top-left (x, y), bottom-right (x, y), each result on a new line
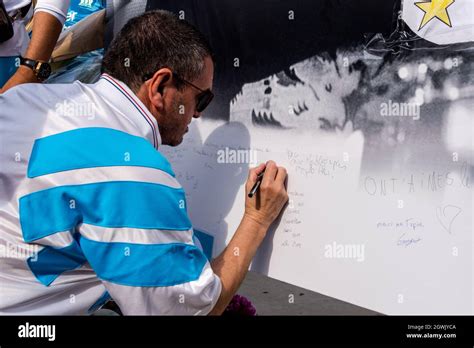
top-left (0, 0), bottom-right (70, 92)
top-left (63, 0), bottom-right (104, 29)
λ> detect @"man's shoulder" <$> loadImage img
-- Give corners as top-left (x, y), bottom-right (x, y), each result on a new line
top-left (3, 80), bottom-right (84, 97)
top-left (1, 81), bottom-right (86, 113)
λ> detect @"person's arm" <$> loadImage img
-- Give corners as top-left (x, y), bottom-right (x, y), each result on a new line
top-left (73, 156), bottom-right (286, 315)
top-left (209, 161), bottom-right (288, 315)
top-left (1, 2), bottom-right (68, 92)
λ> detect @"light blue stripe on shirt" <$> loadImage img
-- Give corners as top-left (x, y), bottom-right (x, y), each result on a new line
top-left (20, 181), bottom-right (191, 243)
top-left (79, 236), bottom-right (208, 287)
top-left (193, 229), bottom-right (214, 260)
top-left (27, 127), bottom-right (173, 178)
top-left (27, 239), bottom-right (87, 286)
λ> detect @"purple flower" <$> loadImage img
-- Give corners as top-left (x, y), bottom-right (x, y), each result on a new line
top-left (223, 294), bottom-right (257, 316)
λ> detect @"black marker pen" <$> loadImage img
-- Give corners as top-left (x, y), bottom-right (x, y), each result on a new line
top-left (248, 171), bottom-right (265, 198)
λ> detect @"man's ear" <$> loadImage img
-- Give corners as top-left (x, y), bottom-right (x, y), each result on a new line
top-left (148, 68), bottom-right (173, 111)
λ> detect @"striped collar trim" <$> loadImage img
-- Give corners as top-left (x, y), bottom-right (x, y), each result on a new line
top-left (100, 73), bottom-right (161, 148)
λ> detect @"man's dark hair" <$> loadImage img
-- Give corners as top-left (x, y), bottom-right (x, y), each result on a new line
top-left (102, 10), bottom-right (213, 92)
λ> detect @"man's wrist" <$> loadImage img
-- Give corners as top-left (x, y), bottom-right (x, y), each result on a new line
top-left (17, 65), bottom-right (40, 81)
top-left (241, 213), bottom-right (271, 237)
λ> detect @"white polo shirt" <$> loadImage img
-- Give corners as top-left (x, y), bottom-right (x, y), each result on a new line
top-left (0, 74), bottom-right (222, 315)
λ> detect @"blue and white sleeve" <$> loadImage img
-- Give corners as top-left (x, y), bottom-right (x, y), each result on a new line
top-left (75, 170), bottom-right (222, 315)
top-left (20, 128), bottom-right (221, 314)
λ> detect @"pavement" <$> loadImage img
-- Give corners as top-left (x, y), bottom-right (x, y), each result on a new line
top-left (238, 271), bottom-right (380, 315)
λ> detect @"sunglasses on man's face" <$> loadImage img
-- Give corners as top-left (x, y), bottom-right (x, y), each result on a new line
top-left (143, 72), bottom-right (214, 113)
top-left (172, 73), bottom-right (214, 113)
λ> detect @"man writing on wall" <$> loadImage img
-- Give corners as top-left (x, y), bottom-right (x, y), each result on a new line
top-left (0, 10), bottom-right (288, 315)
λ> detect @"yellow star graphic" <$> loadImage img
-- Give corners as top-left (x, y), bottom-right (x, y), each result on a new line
top-left (415, 0), bottom-right (455, 30)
